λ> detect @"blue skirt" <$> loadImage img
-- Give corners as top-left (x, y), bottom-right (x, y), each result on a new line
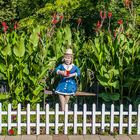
top-left (55, 78), bottom-right (77, 95)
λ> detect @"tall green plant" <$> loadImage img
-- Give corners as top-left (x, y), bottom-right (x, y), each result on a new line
top-left (89, 25), bottom-right (140, 103)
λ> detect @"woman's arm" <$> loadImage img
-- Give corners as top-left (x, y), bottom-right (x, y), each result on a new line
top-left (55, 64), bottom-right (67, 76)
top-left (67, 65), bottom-right (80, 78)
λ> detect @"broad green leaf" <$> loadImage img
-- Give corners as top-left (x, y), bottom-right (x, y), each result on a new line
top-left (97, 75), bottom-right (108, 87)
top-left (30, 95), bottom-right (42, 103)
top-left (100, 65), bottom-right (107, 74)
top-left (8, 64), bottom-right (13, 72)
top-left (94, 38), bottom-right (100, 53)
top-left (108, 67), bottom-right (119, 76)
top-left (64, 26), bottom-right (72, 46)
top-left (29, 26), bottom-right (40, 48)
top-left (12, 100), bottom-right (18, 109)
top-left (104, 73), bottom-right (109, 79)
top-left (26, 94), bottom-right (31, 101)
top-left (29, 76), bottom-right (37, 85)
top-left (15, 86), bottom-right (23, 96)
top-left (0, 93), bottom-right (10, 100)
top-left (108, 81), bottom-right (119, 89)
top-left (13, 38), bottom-right (25, 57)
top-left (38, 65), bottom-right (51, 80)
top-left (110, 93), bottom-right (120, 101)
top-left (33, 85), bottom-right (43, 96)
top-left (0, 63), bottom-right (7, 73)
top-left (99, 93), bottom-right (111, 102)
top-left (1, 44), bottom-right (11, 56)
top-left (23, 64), bottom-right (29, 75)
top-left (98, 52), bottom-right (103, 65)
top-left (16, 95), bottom-right (22, 102)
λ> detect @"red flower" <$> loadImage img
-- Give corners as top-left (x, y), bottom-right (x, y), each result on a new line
top-left (124, 0), bottom-right (130, 7)
top-left (1, 22), bottom-right (8, 33)
top-left (52, 19), bottom-right (58, 24)
top-left (60, 15), bottom-right (64, 21)
top-left (51, 13), bottom-right (59, 24)
top-left (14, 22), bottom-right (18, 30)
top-left (2, 22), bottom-right (7, 27)
top-left (118, 19), bottom-right (123, 25)
top-left (8, 129), bottom-right (14, 135)
top-left (100, 11), bottom-right (106, 19)
top-left (100, 11), bottom-right (103, 18)
top-left (96, 21), bottom-right (101, 28)
top-left (108, 12), bottom-right (112, 18)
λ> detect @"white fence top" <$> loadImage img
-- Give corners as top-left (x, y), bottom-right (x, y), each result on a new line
top-left (0, 103), bottom-right (140, 135)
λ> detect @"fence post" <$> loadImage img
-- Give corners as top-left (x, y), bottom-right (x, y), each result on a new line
top-left (128, 104), bottom-right (132, 134)
top-left (74, 104), bottom-right (77, 134)
top-left (17, 103), bottom-right (21, 134)
top-left (101, 104), bottom-right (105, 132)
top-left (137, 104), bottom-right (140, 134)
top-left (110, 104), bottom-right (114, 133)
top-left (83, 104), bottom-right (87, 134)
top-left (8, 104), bottom-right (12, 131)
top-left (55, 103), bottom-right (59, 134)
top-left (92, 104), bottom-right (96, 134)
top-left (119, 104), bottom-right (123, 134)
top-left (46, 104), bottom-right (49, 134)
top-left (27, 104), bottom-right (30, 135)
top-left (64, 104), bottom-right (68, 134)
top-left (0, 103), bottom-right (2, 134)
top-left (36, 104), bottom-right (40, 135)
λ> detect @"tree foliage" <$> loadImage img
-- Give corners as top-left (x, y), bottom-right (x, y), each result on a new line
top-left (0, 0), bottom-right (140, 33)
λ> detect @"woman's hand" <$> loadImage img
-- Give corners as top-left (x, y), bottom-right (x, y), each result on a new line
top-left (66, 73), bottom-right (77, 78)
top-left (57, 70), bottom-right (77, 77)
top-left (57, 70), bottom-right (67, 76)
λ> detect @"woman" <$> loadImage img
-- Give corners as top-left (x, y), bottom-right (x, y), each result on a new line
top-left (55, 48), bottom-right (80, 111)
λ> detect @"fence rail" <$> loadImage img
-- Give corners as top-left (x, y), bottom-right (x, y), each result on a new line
top-left (0, 103), bottom-right (140, 135)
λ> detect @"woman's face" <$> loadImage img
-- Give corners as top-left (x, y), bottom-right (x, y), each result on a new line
top-left (64, 54), bottom-right (72, 65)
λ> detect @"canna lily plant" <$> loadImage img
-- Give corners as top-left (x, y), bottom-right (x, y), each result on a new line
top-left (0, 9), bottom-right (140, 108)
top-left (90, 11), bottom-right (140, 103)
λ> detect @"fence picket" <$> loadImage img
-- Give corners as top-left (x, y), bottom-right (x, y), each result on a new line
top-left (8, 104), bottom-right (12, 131)
top-left (27, 104), bottom-right (30, 135)
top-left (92, 104), bottom-right (96, 134)
top-left (0, 103), bottom-right (139, 135)
top-left (110, 104), bottom-right (114, 133)
top-left (101, 104), bottom-right (105, 132)
top-left (0, 103), bottom-right (2, 133)
top-left (36, 104), bottom-right (40, 135)
top-left (17, 103), bottom-right (21, 134)
top-left (55, 103), bottom-right (59, 134)
top-left (64, 104), bottom-right (68, 134)
top-left (46, 104), bottom-right (49, 134)
top-left (128, 104), bottom-right (132, 134)
top-left (119, 104), bottom-right (123, 134)
top-left (83, 104), bottom-right (87, 134)
top-left (74, 104), bottom-right (77, 134)
top-left (137, 104), bottom-right (140, 134)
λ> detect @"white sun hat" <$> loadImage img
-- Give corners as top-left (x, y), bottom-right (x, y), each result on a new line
top-left (64, 48), bottom-right (73, 55)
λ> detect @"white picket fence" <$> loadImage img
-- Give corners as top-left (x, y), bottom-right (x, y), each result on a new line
top-left (0, 103), bottom-right (140, 135)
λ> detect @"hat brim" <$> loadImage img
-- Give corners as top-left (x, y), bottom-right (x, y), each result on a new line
top-left (64, 53), bottom-right (73, 55)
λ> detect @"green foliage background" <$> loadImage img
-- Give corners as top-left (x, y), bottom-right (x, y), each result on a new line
top-left (0, 0), bottom-right (140, 108)
top-left (0, 0), bottom-right (140, 32)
